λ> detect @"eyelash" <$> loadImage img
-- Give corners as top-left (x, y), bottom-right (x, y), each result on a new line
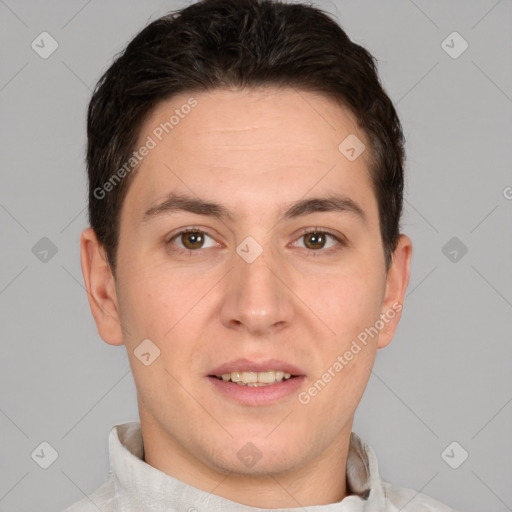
top-left (166, 227), bottom-right (346, 258)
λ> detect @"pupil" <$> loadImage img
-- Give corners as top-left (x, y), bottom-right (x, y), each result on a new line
top-left (306, 232), bottom-right (324, 249)
top-left (183, 232), bottom-right (203, 249)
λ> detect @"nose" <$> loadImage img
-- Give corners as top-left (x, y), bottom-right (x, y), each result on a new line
top-left (219, 244), bottom-right (294, 336)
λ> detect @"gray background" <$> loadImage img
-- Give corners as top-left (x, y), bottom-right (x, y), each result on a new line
top-left (0, 1), bottom-right (511, 511)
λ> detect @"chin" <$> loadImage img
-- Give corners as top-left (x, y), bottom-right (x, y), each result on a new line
top-left (205, 430), bottom-right (307, 476)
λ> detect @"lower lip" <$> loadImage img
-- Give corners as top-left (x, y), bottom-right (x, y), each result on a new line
top-left (207, 376), bottom-right (305, 406)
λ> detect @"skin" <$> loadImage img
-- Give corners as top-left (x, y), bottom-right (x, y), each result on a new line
top-left (81, 86), bottom-right (412, 508)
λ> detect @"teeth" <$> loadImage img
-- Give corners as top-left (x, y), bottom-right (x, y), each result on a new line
top-left (230, 371), bottom-right (242, 382)
top-left (242, 371), bottom-right (258, 383)
top-left (218, 370), bottom-right (294, 385)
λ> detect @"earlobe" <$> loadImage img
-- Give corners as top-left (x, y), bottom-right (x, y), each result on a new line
top-left (376, 234), bottom-right (413, 349)
top-left (80, 227), bottom-right (125, 346)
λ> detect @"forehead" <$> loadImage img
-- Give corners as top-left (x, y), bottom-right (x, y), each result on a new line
top-left (141, 87), bottom-right (363, 154)
top-left (122, 87), bottom-right (378, 225)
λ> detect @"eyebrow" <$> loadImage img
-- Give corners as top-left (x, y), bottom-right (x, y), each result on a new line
top-left (143, 192), bottom-right (367, 225)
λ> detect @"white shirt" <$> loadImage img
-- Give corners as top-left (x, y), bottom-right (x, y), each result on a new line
top-left (63, 422), bottom-right (458, 511)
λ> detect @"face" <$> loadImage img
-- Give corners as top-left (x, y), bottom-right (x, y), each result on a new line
top-left (82, 87), bottom-right (411, 486)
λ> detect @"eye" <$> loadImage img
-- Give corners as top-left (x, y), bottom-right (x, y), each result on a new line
top-left (167, 228), bottom-right (218, 253)
top-left (292, 228), bottom-right (345, 255)
top-left (166, 227), bottom-right (345, 258)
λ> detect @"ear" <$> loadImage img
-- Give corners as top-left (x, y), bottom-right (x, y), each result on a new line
top-left (80, 227), bottom-right (125, 346)
top-left (377, 234), bottom-right (413, 349)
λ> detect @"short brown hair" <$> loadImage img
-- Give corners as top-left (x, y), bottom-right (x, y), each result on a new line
top-left (87, 0), bottom-right (405, 273)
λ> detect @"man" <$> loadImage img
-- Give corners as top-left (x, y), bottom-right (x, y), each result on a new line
top-left (65, 0), bottom-right (458, 510)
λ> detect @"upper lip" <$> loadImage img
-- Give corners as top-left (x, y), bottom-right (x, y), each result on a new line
top-left (209, 358), bottom-right (304, 377)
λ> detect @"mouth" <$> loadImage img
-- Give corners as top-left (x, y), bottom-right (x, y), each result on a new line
top-left (209, 370), bottom-right (297, 387)
top-left (207, 359), bottom-right (305, 405)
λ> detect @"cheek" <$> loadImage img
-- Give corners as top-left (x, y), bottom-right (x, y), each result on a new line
top-left (116, 263), bottom-right (180, 341)
top-left (306, 266), bottom-right (385, 336)
top-left (117, 273), bottom-right (196, 390)
top-left (303, 263), bottom-right (385, 396)
top-left (117, 263), bottom-right (213, 374)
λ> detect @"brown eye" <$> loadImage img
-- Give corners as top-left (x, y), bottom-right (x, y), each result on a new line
top-left (180, 231), bottom-right (205, 249)
top-left (303, 232), bottom-right (327, 250)
top-left (167, 229), bottom-right (218, 254)
top-left (293, 230), bottom-right (344, 256)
